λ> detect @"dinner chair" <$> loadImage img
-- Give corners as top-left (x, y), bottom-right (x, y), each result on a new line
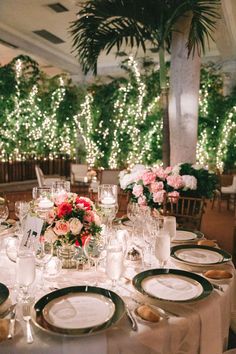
top-left (212, 175), bottom-right (236, 212)
top-left (70, 164), bottom-right (88, 185)
top-left (223, 349), bottom-right (236, 354)
top-left (98, 169), bottom-right (121, 185)
top-left (163, 195), bottom-right (206, 231)
top-left (35, 165), bottom-right (62, 187)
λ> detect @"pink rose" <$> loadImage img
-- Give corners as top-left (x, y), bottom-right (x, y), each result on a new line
top-left (54, 191), bottom-right (68, 206)
top-left (132, 184), bottom-right (143, 197)
top-left (45, 209), bottom-right (56, 224)
top-left (138, 195), bottom-right (147, 206)
top-left (54, 220), bottom-right (70, 236)
top-left (69, 218), bottom-right (83, 235)
top-left (84, 210), bottom-right (95, 223)
top-left (164, 166), bottom-right (172, 175)
top-left (153, 190), bottom-right (166, 203)
top-left (167, 175), bottom-right (184, 189)
top-left (94, 213), bottom-right (101, 226)
top-left (153, 167), bottom-right (167, 180)
top-left (141, 171), bottom-right (156, 185)
top-left (150, 181), bottom-right (164, 193)
top-left (168, 191), bottom-right (179, 203)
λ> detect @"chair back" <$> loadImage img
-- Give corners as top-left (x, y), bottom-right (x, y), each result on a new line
top-left (163, 196), bottom-right (206, 231)
top-left (35, 165), bottom-right (45, 187)
top-left (70, 164), bottom-right (88, 184)
top-left (99, 169), bottom-right (120, 185)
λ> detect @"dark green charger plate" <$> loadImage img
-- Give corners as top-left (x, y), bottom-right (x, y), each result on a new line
top-left (171, 244), bottom-right (232, 265)
top-left (132, 268), bottom-right (213, 303)
top-left (0, 283), bottom-right (9, 305)
top-left (32, 286), bottom-right (125, 336)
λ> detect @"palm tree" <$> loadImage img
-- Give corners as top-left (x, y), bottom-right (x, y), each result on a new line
top-left (70, 0), bottom-right (220, 166)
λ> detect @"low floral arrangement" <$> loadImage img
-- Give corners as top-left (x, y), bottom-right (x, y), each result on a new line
top-left (43, 192), bottom-right (102, 246)
top-left (119, 163), bottom-right (217, 209)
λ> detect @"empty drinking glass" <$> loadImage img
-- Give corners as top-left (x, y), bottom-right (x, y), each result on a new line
top-left (84, 235), bottom-right (106, 285)
top-left (34, 239), bottom-right (53, 289)
top-left (155, 230), bottom-right (170, 268)
top-left (0, 204), bottom-right (9, 224)
top-left (14, 201), bottom-right (29, 233)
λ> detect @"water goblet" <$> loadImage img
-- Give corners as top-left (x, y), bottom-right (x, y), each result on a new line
top-left (155, 229), bottom-right (170, 268)
top-left (84, 235), bottom-right (106, 285)
top-left (34, 239), bottom-right (53, 289)
top-left (106, 243), bottom-right (124, 289)
top-left (16, 250), bottom-right (36, 302)
top-left (52, 180), bottom-right (70, 197)
top-left (14, 201), bottom-right (29, 233)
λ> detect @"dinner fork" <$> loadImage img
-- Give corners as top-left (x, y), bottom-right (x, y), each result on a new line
top-left (22, 303), bottom-right (33, 344)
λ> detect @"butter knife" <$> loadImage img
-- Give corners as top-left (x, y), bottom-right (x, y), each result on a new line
top-left (7, 308), bottom-right (16, 339)
top-left (126, 306), bottom-right (138, 331)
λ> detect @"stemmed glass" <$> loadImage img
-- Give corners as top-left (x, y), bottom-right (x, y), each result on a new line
top-left (0, 203), bottom-right (9, 224)
top-left (155, 229), bottom-right (170, 268)
top-left (16, 250), bottom-right (36, 302)
top-left (84, 235), bottom-right (106, 285)
top-left (52, 181), bottom-right (70, 197)
top-left (14, 201), bottom-right (29, 233)
top-left (106, 234), bottom-right (124, 289)
top-left (34, 239), bottom-right (53, 289)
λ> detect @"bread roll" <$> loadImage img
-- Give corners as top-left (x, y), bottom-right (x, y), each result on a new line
top-left (0, 319), bottom-right (9, 342)
top-left (203, 270), bottom-right (232, 279)
top-left (136, 305), bottom-right (161, 323)
top-left (197, 239), bottom-right (216, 247)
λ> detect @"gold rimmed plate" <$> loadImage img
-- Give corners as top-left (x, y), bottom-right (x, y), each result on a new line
top-left (171, 245), bottom-right (232, 266)
top-left (32, 286), bottom-right (125, 336)
top-left (132, 268), bottom-right (213, 303)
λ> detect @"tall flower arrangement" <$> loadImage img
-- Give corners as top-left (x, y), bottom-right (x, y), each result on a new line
top-left (43, 192), bottom-right (102, 246)
top-left (120, 163), bottom-right (217, 209)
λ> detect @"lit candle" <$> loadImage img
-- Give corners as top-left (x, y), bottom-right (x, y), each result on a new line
top-left (101, 196), bottom-right (116, 205)
top-left (84, 176), bottom-right (88, 183)
top-left (38, 198), bottom-right (54, 209)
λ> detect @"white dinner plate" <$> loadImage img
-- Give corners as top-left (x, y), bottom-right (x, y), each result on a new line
top-left (43, 293), bottom-right (115, 330)
top-left (132, 269), bottom-right (213, 302)
top-left (171, 245), bottom-right (232, 266)
top-left (172, 229), bottom-right (204, 243)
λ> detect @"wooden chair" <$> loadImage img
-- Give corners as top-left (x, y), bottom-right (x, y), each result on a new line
top-left (70, 164), bottom-right (88, 185)
top-left (163, 195), bottom-right (206, 231)
top-left (98, 169), bottom-right (121, 185)
top-left (212, 175), bottom-right (236, 212)
top-left (35, 165), bottom-right (62, 187)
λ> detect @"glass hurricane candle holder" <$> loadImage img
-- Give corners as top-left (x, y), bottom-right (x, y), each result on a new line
top-left (98, 184), bottom-right (118, 231)
top-left (32, 187), bottom-right (54, 218)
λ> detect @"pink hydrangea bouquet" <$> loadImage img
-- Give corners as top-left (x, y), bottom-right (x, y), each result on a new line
top-left (119, 163), bottom-right (217, 209)
top-left (43, 192), bottom-right (102, 246)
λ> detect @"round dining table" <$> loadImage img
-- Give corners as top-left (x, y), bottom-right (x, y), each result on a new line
top-left (0, 226), bottom-right (235, 354)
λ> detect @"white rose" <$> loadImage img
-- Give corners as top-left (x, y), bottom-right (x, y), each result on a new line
top-left (182, 175), bottom-right (197, 190)
top-left (44, 228), bottom-right (58, 243)
top-left (69, 218), bottom-right (83, 235)
top-left (172, 163), bottom-right (182, 175)
top-left (94, 213), bottom-right (101, 226)
top-left (131, 164), bottom-right (146, 173)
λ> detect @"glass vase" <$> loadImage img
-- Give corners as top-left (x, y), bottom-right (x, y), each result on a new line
top-left (57, 244), bottom-right (76, 269)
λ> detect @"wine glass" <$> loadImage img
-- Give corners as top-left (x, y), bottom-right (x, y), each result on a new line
top-left (14, 201), bottom-right (29, 233)
top-left (84, 235), bottom-right (106, 285)
top-left (34, 239), bottom-right (53, 289)
top-left (52, 181), bottom-right (70, 197)
top-left (155, 229), bottom-right (170, 268)
top-left (106, 242), bottom-right (124, 289)
top-left (16, 250), bottom-right (36, 302)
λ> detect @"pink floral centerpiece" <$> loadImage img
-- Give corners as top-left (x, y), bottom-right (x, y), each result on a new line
top-left (119, 164), bottom-right (199, 209)
top-left (43, 192), bottom-right (102, 247)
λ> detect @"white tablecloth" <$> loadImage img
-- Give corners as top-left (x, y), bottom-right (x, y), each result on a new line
top-left (0, 233), bottom-right (235, 354)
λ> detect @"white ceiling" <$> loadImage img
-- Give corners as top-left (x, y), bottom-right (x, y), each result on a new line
top-left (0, 0), bottom-right (236, 83)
